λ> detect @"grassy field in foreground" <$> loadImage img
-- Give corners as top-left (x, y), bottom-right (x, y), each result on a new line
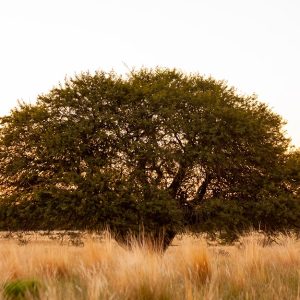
top-left (0, 232), bottom-right (300, 300)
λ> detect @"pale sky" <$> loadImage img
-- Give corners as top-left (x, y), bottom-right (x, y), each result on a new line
top-left (1, 0), bottom-right (299, 146)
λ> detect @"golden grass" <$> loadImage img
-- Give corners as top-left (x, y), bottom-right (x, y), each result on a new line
top-left (0, 232), bottom-right (300, 299)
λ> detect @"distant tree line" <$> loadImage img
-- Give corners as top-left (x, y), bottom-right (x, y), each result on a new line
top-left (1, 68), bottom-right (300, 248)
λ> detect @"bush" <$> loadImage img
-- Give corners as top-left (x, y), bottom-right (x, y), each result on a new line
top-left (4, 279), bottom-right (40, 300)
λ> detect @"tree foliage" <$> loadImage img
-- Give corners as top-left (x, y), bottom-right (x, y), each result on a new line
top-left (0, 68), bottom-right (300, 246)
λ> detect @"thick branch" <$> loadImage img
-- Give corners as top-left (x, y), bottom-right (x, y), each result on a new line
top-left (168, 162), bottom-right (187, 198)
top-left (192, 173), bottom-right (212, 205)
top-left (153, 163), bottom-right (163, 185)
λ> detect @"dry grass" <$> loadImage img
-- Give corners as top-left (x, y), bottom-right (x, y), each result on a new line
top-left (0, 232), bottom-right (300, 299)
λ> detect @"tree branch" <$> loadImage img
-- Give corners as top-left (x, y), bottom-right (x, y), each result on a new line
top-left (168, 162), bottom-right (187, 198)
top-left (192, 173), bottom-right (212, 205)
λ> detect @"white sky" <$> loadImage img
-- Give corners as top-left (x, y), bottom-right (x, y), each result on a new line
top-left (1, 0), bottom-right (299, 146)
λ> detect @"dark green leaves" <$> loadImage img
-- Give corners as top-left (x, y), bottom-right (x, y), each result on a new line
top-left (0, 68), bottom-right (299, 245)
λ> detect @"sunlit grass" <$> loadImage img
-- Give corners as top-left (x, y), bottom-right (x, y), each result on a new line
top-left (0, 232), bottom-right (299, 299)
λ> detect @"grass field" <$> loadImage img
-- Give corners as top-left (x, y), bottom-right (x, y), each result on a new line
top-left (0, 231), bottom-right (299, 299)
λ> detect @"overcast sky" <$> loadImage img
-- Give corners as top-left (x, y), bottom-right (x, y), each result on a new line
top-left (1, 0), bottom-right (299, 146)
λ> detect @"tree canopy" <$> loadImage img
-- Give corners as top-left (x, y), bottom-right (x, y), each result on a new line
top-left (0, 68), bottom-right (299, 247)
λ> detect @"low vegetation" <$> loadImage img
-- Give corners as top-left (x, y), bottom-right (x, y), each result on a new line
top-left (0, 232), bottom-right (299, 299)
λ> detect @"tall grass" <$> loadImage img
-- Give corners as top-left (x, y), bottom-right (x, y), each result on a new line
top-left (0, 232), bottom-right (299, 299)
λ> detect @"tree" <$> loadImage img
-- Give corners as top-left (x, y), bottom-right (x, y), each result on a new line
top-left (0, 68), bottom-right (299, 247)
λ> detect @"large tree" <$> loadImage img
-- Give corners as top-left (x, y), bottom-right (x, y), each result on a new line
top-left (0, 68), bottom-right (299, 247)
